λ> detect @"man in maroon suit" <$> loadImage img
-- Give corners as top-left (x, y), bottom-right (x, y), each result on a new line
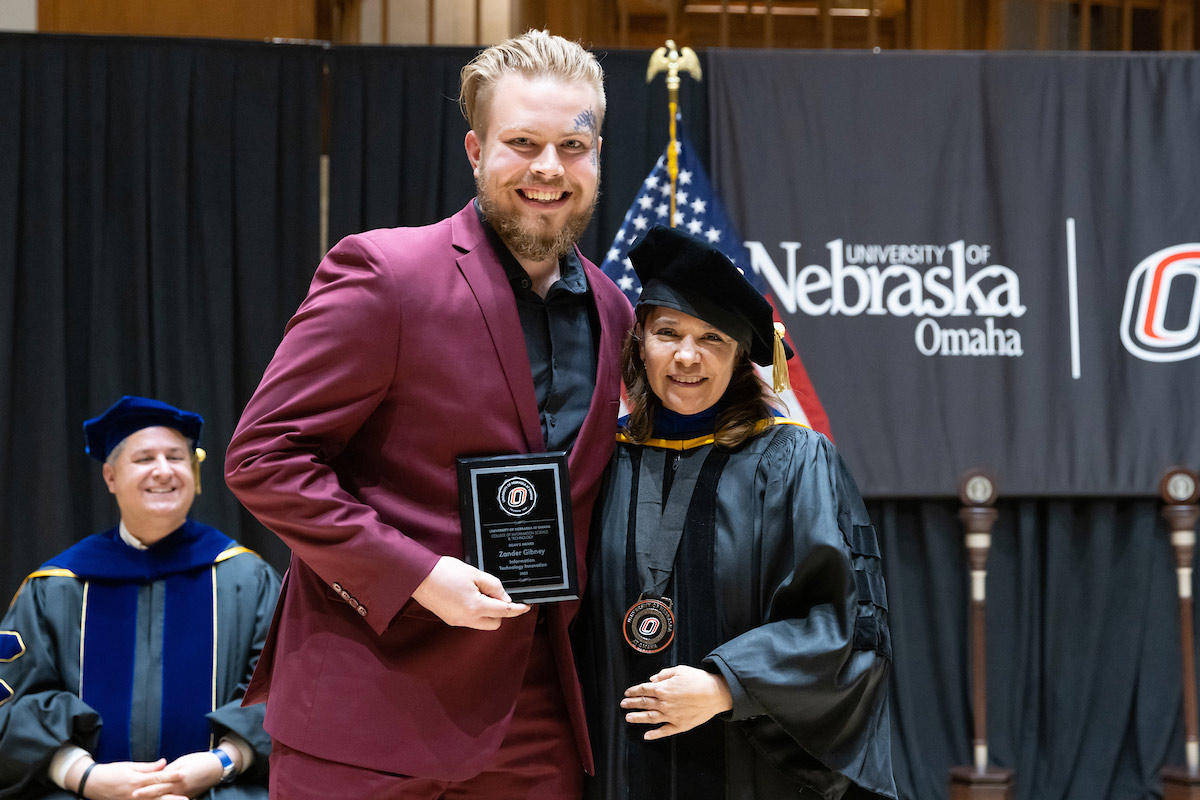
top-left (224, 30), bottom-right (634, 800)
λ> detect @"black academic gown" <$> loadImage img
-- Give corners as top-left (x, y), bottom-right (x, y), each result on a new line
top-left (0, 521), bottom-right (280, 800)
top-left (578, 418), bottom-right (896, 800)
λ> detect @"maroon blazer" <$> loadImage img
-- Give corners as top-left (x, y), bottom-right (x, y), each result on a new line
top-left (225, 202), bottom-right (633, 780)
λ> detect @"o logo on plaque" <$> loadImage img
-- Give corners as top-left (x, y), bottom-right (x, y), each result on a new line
top-left (497, 476), bottom-right (537, 518)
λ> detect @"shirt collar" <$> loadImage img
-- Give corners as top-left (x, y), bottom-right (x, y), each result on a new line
top-left (118, 521), bottom-right (150, 550)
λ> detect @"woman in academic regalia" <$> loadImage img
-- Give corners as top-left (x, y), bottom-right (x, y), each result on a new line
top-left (577, 225), bottom-right (897, 800)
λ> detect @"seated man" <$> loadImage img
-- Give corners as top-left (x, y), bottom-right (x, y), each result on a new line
top-left (0, 396), bottom-right (281, 799)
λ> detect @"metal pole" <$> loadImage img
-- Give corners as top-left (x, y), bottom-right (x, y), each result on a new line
top-left (948, 471), bottom-right (1014, 800)
top-left (960, 481), bottom-right (998, 772)
top-left (1162, 469), bottom-right (1200, 773)
top-left (645, 41), bottom-right (702, 229)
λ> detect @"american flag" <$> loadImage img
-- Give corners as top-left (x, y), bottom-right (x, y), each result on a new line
top-left (600, 131), bottom-right (833, 439)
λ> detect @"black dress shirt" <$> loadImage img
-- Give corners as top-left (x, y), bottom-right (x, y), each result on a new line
top-left (478, 206), bottom-right (599, 453)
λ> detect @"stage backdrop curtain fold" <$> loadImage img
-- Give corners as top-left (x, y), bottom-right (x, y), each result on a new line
top-left (0, 33), bottom-right (323, 586)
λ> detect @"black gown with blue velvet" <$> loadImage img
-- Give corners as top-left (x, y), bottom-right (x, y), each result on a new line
top-left (0, 521), bottom-right (280, 800)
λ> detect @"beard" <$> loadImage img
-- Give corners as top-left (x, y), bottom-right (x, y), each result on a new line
top-left (475, 170), bottom-right (599, 263)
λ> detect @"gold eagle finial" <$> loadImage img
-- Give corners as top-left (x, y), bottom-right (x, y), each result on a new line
top-left (646, 40), bottom-right (702, 88)
top-left (645, 40), bottom-right (702, 227)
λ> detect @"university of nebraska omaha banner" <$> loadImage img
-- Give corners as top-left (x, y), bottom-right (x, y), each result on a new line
top-left (709, 51), bottom-right (1200, 497)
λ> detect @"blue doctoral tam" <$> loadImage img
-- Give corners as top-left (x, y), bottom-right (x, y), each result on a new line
top-left (83, 395), bottom-right (204, 461)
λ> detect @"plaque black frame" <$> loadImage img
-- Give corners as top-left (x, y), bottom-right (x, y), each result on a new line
top-left (456, 451), bottom-right (578, 603)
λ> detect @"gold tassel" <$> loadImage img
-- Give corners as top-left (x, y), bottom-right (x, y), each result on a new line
top-left (772, 322), bottom-right (791, 395)
top-left (193, 447), bottom-right (206, 495)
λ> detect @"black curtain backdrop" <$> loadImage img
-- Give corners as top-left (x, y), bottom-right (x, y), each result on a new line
top-left (0, 33), bottom-right (1194, 800)
top-left (873, 497), bottom-right (1190, 800)
top-left (0, 33), bottom-right (323, 581)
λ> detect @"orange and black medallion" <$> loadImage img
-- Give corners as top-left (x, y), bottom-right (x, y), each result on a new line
top-left (623, 596), bottom-right (675, 654)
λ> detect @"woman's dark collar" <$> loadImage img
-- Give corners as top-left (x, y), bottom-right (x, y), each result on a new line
top-left (651, 402), bottom-right (726, 440)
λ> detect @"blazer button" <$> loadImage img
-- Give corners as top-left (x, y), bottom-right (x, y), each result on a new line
top-left (357, 606), bottom-right (368, 617)
top-left (332, 582), bottom-right (343, 593)
top-left (340, 590), bottom-right (351, 601)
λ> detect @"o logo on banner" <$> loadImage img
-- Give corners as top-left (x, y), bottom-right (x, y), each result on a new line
top-left (1121, 244), bottom-right (1200, 362)
top-left (497, 477), bottom-right (537, 518)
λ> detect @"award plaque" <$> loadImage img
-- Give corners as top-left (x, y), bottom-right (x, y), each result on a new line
top-left (456, 451), bottom-right (577, 603)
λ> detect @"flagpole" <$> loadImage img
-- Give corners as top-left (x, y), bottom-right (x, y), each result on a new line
top-left (599, 53), bottom-right (833, 438)
top-left (646, 40), bottom-right (701, 228)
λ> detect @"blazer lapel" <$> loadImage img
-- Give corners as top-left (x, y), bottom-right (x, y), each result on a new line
top-left (570, 253), bottom-right (632, 474)
top-left (451, 204), bottom-right (544, 453)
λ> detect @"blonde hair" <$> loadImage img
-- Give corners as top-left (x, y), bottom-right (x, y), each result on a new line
top-left (459, 29), bottom-right (605, 140)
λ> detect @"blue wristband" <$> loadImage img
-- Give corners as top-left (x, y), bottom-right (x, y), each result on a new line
top-left (210, 747), bottom-right (237, 784)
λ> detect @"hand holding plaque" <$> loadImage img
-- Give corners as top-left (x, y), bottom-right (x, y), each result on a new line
top-left (456, 452), bottom-right (578, 603)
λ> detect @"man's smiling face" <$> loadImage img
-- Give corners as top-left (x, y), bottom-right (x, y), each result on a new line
top-left (103, 425), bottom-right (195, 542)
top-left (466, 73), bottom-right (601, 263)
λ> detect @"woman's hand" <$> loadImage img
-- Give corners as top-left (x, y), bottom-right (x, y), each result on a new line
top-left (620, 664), bottom-right (734, 740)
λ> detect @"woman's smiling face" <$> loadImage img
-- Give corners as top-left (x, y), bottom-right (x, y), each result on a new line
top-left (639, 305), bottom-right (739, 416)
